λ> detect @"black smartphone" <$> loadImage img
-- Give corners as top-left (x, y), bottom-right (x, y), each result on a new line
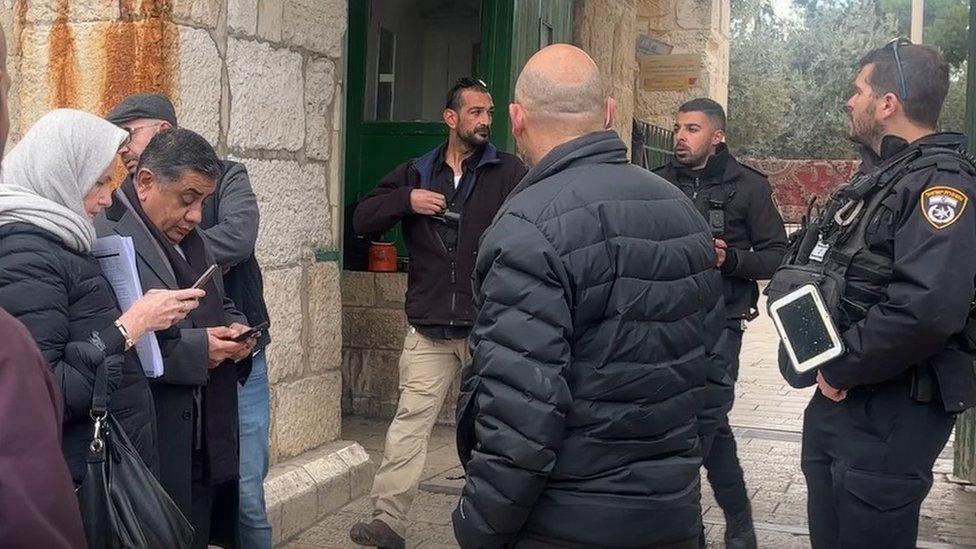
top-left (191, 264), bottom-right (219, 290)
top-left (231, 321), bottom-right (270, 342)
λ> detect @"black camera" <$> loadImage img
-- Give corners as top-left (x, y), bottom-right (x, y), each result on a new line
top-left (708, 199), bottom-right (725, 237)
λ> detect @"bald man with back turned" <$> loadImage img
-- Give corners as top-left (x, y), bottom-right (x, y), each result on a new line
top-left (452, 44), bottom-right (724, 548)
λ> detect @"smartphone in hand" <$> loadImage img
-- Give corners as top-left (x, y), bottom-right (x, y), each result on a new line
top-left (230, 321), bottom-right (270, 342)
top-left (191, 264), bottom-right (219, 290)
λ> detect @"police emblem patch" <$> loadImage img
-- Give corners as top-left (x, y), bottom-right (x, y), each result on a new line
top-left (920, 186), bottom-right (968, 229)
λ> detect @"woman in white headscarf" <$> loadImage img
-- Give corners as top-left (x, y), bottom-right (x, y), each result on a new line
top-left (0, 109), bottom-right (204, 483)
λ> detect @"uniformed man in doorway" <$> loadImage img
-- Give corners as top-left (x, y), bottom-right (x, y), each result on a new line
top-left (782, 40), bottom-right (976, 548)
top-left (655, 98), bottom-right (787, 549)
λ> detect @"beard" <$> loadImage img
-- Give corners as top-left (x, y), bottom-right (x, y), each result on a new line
top-left (848, 105), bottom-right (884, 150)
top-left (675, 147), bottom-right (710, 169)
top-left (458, 124), bottom-right (491, 148)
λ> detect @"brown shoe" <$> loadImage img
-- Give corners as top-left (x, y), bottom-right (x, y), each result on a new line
top-left (349, 519), bottom-right (405, 549)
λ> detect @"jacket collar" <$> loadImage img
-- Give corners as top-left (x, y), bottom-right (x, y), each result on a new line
top-left (510, 130), bottom-right (628, 197)
top-left (99, 187), bottom-right (178, 288)
top-left (412, 141), bottom-right (501, 189)
top-left (668, 143), bottom-right (740, 183)
top-left (859, 132), bottom-right (969, 172)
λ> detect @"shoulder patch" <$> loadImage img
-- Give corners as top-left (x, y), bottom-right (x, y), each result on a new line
top-left (920, 186), bottom-right (968, 229)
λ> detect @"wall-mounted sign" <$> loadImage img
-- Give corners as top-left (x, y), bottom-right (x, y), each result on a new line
top-left (639, 54), bottom-right (702, 92)
top-left (636, 34), bottom-right (672, 57)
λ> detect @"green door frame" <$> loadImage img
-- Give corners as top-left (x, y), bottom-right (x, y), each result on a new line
top-left (343, 0), bottom-right (516, 211)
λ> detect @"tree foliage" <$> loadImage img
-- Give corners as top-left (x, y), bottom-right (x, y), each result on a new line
top-left (728, 0), bottom-right (968, 159)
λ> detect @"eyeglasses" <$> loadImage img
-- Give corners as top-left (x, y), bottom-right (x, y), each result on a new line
top-left (884, 37), bottom-right (912, 101)
top-left (121, 122), bottom-right (163, 144)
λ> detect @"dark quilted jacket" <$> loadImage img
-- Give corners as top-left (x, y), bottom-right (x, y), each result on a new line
top-left (0, 223), bottom-right (157, 484)
top-left (453, 131), bottom-right (725, 548)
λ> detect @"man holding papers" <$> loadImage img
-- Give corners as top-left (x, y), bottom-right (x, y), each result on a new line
top-left (96, 128), bottom-right (255, 549)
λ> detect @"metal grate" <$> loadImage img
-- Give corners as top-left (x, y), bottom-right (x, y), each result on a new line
top-left (631, 119), bottom-right (674, 170)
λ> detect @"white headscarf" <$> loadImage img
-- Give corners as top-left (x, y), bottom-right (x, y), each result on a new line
top-left (0, 109), bottom-right (128, 253)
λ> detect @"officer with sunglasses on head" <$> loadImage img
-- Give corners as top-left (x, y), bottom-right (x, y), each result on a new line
top-left (771, 39), bottom-right (976, 548)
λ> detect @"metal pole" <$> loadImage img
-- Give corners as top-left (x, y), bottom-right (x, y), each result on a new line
top-left (911, 0), bottom-right (924, 43)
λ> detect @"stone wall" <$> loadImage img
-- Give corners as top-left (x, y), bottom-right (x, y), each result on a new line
top-left (2, 0), bottom-right (347, 465)
top-left (341, 271), bottom-right (460, 425)
top-left (573, 0), bottom-right (638, 148)
top-left (634, 0), bottom-right (730, 129)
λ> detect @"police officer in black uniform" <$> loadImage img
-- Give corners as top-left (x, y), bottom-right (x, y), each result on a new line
top-left (655, 98), bottom-right (788, 549)
top-left (771, 40), bottom-right (976, 548)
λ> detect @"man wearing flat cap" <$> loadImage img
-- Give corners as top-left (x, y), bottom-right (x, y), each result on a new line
top-left (105, 93), bottom-right (274, 548)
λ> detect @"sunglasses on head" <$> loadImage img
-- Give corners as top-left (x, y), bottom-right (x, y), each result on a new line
top-left (883, 37), bottom-right (913, 101)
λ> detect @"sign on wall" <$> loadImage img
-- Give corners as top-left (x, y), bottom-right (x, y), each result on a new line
top-left (639, 54), bottom-right (702, 91)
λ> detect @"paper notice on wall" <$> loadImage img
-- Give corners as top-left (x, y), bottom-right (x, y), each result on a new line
top-left (639, 54), bottom-right (702, 92)
top-left (93, 235), bottom-right (164, 378)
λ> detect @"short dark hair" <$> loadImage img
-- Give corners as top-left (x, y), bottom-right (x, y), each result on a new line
top-left (445, 77), bottom-right (490, 111)
top-left (858, 41), bottom-right (949, 129)
top-left (678, 98), bottom-right (727, 131)
top-left (137, 128), bottom-right (222, 184)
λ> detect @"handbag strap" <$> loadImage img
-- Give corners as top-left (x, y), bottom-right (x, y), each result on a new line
top-left (88, 332), bottom-right (110, 418)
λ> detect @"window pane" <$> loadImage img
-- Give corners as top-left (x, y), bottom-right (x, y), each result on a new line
top-left (364, 0), bottom-right (482, 122)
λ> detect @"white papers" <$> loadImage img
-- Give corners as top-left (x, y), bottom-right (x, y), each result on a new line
top-left (93, 235), bottom-right (164, 378)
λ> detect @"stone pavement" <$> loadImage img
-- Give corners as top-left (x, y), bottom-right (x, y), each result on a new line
top-left (284, 303), bottom-right (976, 548)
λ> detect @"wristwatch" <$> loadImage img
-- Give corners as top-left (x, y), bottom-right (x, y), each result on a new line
top-left (114, 320), bottom-right (135, 351)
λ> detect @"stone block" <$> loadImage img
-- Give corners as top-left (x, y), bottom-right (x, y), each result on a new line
top-left (227, 38), bottom-right (304, 151)
top-left (305, 57), bottom-right (336, 160)
top-left (273, 372), bottom-right (342, 459)
top-left (375, 272), bottom-right (407, 305)
top-left (282, 0), bottom-right (346, 57)
top-left (228, 0), bottom-right (259, 35)
top-left (240, 157), bottom-right (332, 268)
top-left (263, 266), bottom-right (304, 384)
top-left (171, 0), bottom-right (220, 29)
top-left (175, 26), bottom-right (220, 144)
top-left (302, 448), bottom-right (351, 516)
top-left (343, 348), bottom-right (401, 415)
top-left (24, 0), bottom-right (119, 23)
top-left (341, 271), bottom-right (375, 307)
top-left (307, 261), bottom-right (342, 373)
top-left (265, 466), bottom-right (317, 542)
top-left (257, 0), bottom-right (284, 42)
top-left (342, 308), bottom-right (407, 350)
top-left (337, 443), bottom-right (375, 499)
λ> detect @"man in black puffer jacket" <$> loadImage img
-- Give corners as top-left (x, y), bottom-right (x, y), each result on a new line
top-left (452, 45), bottom-right (724, 549)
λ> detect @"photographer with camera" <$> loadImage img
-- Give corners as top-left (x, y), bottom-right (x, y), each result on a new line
top-left (654, 98), bottom-right (787, 549)
top-left (349, 78), bottom-right (525, 549)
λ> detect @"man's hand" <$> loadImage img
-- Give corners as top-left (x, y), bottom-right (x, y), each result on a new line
top-left (410, 189), bottom-right (447, 215)
top-left (817, 370), bottom-right (847, 402)
top-left (206, 326), bottom-right (252, 368)
top-left (714, 238), bottom-right (728, 268)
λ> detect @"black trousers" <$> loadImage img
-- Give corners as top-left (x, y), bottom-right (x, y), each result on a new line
top-left (801, 381), bottom-right (954, 549)
top-left (700, 325), bottom-right (750, 517)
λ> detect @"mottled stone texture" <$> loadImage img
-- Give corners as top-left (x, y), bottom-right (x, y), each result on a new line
top-left (6, 0), bottom-right (347, 464)
top-left (341, 271), bottom-right (461, 425)
top-left (633, 0), bottom-right (730, 129)
top-left (574, 0), bottom-right (638, 150)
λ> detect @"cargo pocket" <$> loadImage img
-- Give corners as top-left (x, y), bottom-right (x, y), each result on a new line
top-left (840, 467), bottom-right (931, 546)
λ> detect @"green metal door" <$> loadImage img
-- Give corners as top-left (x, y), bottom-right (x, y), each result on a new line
top-left (344, 0), bottom-right (573, 259)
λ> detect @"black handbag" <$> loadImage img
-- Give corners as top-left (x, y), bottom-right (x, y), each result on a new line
top-left (76, 349), bottom-right (195, 549)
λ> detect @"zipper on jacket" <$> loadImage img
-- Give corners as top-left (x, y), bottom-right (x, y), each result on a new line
top-left (692, 176), bottom-right (701, 200)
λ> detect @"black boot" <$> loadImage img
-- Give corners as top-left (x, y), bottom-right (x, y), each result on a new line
top-left (724, 504), bottom-right (758, 549)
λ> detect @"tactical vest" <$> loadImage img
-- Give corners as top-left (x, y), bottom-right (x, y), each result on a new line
top-left (766, 144), bottom-right (976, 394)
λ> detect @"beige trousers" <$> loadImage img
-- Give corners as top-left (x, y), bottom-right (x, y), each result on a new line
top-left (369, 327), bottom-right (469, 537)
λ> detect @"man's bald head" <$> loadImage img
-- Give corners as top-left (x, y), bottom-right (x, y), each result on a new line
top-left (514, 44), bottom-right (605, 131)
top-left (510, 44), bottom-right (613, 165)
